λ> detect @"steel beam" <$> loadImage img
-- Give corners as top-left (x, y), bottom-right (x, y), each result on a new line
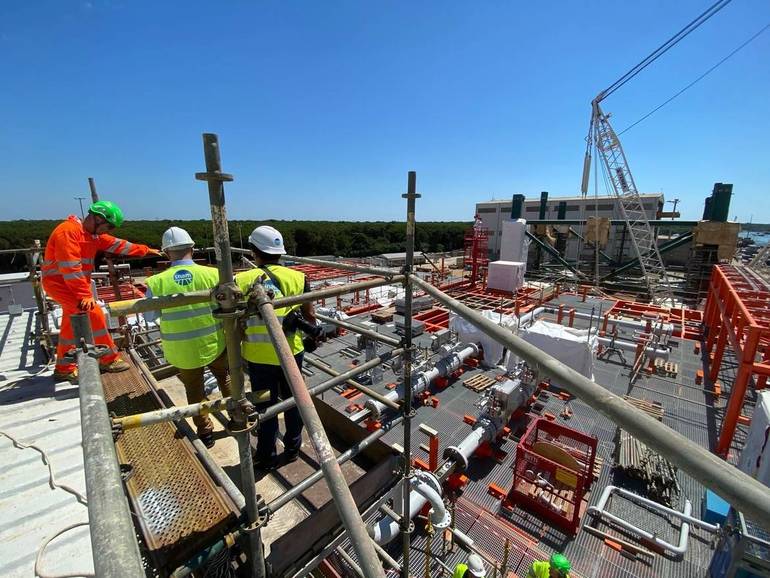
top-left (410, 273), bottom-right (770, 532)
top-left (526, 231), bottom-right (585, 278)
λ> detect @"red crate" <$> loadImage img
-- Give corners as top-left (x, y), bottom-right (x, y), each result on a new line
top-left (504, 418), bottom-right (597, 534)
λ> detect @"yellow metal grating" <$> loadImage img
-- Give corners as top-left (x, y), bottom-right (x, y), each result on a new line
top-left (102, 354), bottom-right (238, 570)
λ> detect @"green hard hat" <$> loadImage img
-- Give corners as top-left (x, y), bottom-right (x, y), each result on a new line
top-left (550, 553), bottom-right (571, 573)
top-left (89, 200), bottom-right (124, 227)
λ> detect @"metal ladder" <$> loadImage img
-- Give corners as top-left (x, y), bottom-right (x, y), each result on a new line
top-left (592, 102), bottom-right (674, 305)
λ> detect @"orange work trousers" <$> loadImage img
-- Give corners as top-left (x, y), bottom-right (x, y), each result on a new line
top-left (53, 292), bottom-right (119, 373)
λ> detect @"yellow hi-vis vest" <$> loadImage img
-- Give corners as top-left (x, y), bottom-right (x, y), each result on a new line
top-left (452, 564), bottom-right (468, 578)
top-left (146, 264), bottom-right (224, 370)
top-left (528, 561), bottom-right (562, 578)
top-left (235, 265), bottom-right (306, 365)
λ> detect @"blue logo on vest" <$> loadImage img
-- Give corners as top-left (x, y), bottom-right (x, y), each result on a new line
top-left (173, 269), bottom-right (193, 286)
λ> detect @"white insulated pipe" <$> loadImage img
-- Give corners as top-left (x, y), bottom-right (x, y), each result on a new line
top-left (548, 307), bottom-right (673, 336)
top-left (370, 471), bottom-right (449, 544)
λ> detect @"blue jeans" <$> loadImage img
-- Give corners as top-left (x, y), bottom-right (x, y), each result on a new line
top-left (247, 352), bottom-right (304, 460)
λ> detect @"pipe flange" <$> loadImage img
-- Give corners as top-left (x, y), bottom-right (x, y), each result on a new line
top-left (443, 446), bottom-right (468, 471)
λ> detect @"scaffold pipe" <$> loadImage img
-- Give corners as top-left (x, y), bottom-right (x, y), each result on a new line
top-left (72, 314), bottom-right (145, 578)
top-left (252, 283), bottom-right (385, 578)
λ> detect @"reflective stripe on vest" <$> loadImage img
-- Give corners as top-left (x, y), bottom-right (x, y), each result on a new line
top-left (146, 264), bottom-right (224, 370)
top-left (235, 265), bottom-right (305, 365)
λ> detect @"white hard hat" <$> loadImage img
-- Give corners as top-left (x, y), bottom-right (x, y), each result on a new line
top-left (248, 225), bottom-right (286, 255)
top-left (467, 554), bottom-right (487, 577)
top-left (162, 227), bottom-right (195, 252)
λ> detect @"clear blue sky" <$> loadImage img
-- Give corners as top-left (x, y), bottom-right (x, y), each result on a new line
top-left (1, 1), bottom-right (768, 222)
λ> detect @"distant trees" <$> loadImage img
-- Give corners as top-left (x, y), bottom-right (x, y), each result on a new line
top-left (0, 219), bottom-right (469, 272)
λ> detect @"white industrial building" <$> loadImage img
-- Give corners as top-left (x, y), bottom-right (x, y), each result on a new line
top-left (475, 193), bottom-right (663, 262)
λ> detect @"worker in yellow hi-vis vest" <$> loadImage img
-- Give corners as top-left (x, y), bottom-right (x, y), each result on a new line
top-left (235, 225), bottom-right (321, 471)
top-left (144, 227), bottom-right (230, 448)
top-left (527, 553), bottom-right (571, 578)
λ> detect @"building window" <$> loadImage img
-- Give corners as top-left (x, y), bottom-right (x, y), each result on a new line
top-left (477, 207), bottom-right (497, 214)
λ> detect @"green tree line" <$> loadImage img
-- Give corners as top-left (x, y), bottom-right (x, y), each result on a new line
top-left (0, 219), bottom-right (470, 272)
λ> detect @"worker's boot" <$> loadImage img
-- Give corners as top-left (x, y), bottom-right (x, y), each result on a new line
top-left (53, 368), bottom-right (79, 385)
top-left (100, 359), bottom-right (131, 373)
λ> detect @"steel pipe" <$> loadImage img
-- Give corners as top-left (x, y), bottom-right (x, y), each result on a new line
top-left (258, 348), bottom-right (404, 423)
top-left (316, 313), bottom-right (401, 346)
top-left (72, 314), bottom-right (145, 578)
top-left (106, 276), bottom-right (402, 317)
top-left (304, 356), bottom-right (402, 410)
top-left (410, 273), bottom-right (770, 532)
top-left (195, 133), bottom-right (265, 578)
top-left (400, 171), bottom-right (418, 578)
top-left (282, 254), bottom-right (399, 278)
top-left (268, 416), bottom-right (404, 513)
top-left (252, 283), bottom-right (385, 578)
top-left (113, 397), bottom-right (233, 431)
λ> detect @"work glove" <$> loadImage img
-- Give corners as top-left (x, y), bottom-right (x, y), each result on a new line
top-left (147, 248), bottom-right (163, 257)
top-left (78, 297), bottom-right (97, 312)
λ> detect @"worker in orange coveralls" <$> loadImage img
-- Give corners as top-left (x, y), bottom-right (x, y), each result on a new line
top-left (42, 201), bottom-right (162, 383)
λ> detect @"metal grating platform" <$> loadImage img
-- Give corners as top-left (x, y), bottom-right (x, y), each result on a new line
top-left (101, 353), bottom-right (239, 571)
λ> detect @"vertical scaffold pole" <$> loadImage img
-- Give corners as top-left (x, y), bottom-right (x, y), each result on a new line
top-left (401, 171), bottom-right (420, 577)
top-left (195, 133), bottom-right (265, 578)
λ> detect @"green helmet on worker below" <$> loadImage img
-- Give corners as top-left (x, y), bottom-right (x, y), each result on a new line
top-left (550, 553), bottom-right (571, 574)
top-left (89, 200), bottom-right (124, 227)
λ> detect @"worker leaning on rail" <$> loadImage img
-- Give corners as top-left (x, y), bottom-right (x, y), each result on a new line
top-left (235, 225), bottom-right (322, 470)
top-left (527, 553), bottom-right (571, 578)
top-left (143, 227), bottom-right (231, 448)
top-left (43, 201), bottom-right (161, 384)
top-left (453, 553), bottom-right (487, 578)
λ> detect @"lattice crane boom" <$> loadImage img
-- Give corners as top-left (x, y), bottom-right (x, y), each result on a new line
top-left (583, 99), bottom-right (674, 305)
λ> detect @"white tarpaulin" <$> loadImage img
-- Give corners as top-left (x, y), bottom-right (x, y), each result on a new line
top-left (449, 310), bottom-right (519, 367)
top-left (509, 320), bottom-right (597, 385)
top-left (500, 218), bottom-right (529, 263)
top-left (738, 391), bottom-right (770, 486)
top-left (487, 261), bottom-right (526, 293)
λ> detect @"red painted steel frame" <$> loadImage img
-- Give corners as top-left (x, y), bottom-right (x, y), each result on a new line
top-left (703, 265), bottom-right (770, 457)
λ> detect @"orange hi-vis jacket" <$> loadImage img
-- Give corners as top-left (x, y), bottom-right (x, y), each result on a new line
top-left (43, 215), bottom-right (151, 373)
top-left (42, 215), bottom-right (151, 300)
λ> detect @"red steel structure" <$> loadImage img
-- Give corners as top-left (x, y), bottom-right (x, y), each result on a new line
top-left (703, 265), bottom-right (770, 457)
top-left (464, 218), bottom-right (489, 286)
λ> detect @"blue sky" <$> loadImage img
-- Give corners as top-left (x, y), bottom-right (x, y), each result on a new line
top-left (1, 1), bottom-right (768, 222)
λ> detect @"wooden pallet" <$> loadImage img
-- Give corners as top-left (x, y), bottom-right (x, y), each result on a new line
top-left (653, 358), bottom-right (679, 377)
top-left (463, 374), bottom-right (496, 392)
